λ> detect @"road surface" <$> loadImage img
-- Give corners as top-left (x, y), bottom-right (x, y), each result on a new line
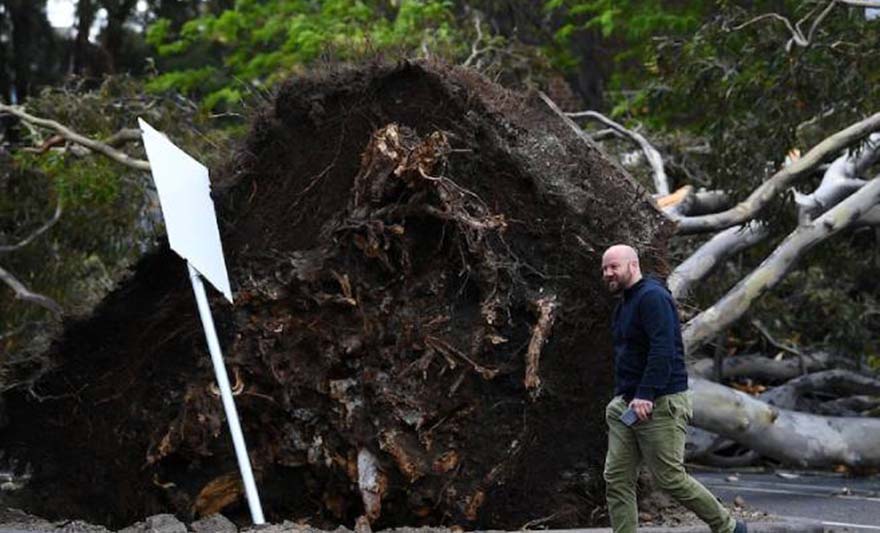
top-left (694, 469), bottom-right (880, 532)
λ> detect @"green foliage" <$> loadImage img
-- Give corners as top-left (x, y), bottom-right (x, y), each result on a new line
top-left (543, 0), bottom-right (705, 76)
top-left (145, 0), bottom-right (463, 109)
top-left (0, 77), bottom-right (237, 373)
top-left (12, 152), bottom-right (120, 209)
top-left (756, 235), bottom-right (880, 367)
top-left (644, 3), bottom-right (880, 197)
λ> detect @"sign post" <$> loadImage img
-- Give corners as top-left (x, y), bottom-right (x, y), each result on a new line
top-left (139, 118), bottom-right (265, 525)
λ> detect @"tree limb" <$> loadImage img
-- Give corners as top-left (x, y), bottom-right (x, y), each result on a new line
top-left (0, 199), bottom-right (63, 253)
top-left (794, 133), bottom-right (880, 222)
top-left (566, 109), bottom-right (670, 196)
top-left (683, 173), bottom-right (880, 353)
top-left (760, 369), bottom-right (880, 410)
top-left (815, 396), bottom-right (880, 416)
top-left (0, 103), bottom-right (150, 171)
top-left (0, 264), bottom-right (63, 316)
top-left (663, 187), bottom-right (732, 218)
top-left (669, 220), bottom-right (769, 300)
top-left (729, 1), bottom-right (837, 52)
top-left (691, 376), bottom-right (880, 468)
top-left (102, 128), bottom-right (143, 148)
top-left (462, 12), bottom-right (489, 68)
top-left (689, 350), bottom-right (831, 382)
top-left (675, 112), bottom-right (880, 234)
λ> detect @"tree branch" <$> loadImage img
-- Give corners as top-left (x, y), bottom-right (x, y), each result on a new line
top-left (0, 199), bottom-right (63, 253)
top-left (0, 264), bottom-right (63, 316)
top-left (102, 128), bottom-right (143, 148)
top-left (729, 1), bottom-right (837, 52)
top-left (566, 109), bottom-right (670, 196)
top-left (760, 369), bottom-right (880, 410)
top-left (0, 103), bottom-right (150, 171)
top-left (683, 173), bottom-right (880, 353)
top-left (838, 0), bottom-right (880, 6)
top-left (689, 350), bottom-right (831, 382)
top-left (692, 376), bottom-right (880, 468)
top-left (676, 112), bottom-right (880, 234)
top-left (794, 133), bottom-right (880, 222)
top-left (462, 12), bottom-right (489, 68)
top-left (669, 220), bottom-right (769, 300)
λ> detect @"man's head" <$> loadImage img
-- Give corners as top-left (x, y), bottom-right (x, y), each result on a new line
top-left (601, 244), bottom-right (642, 294)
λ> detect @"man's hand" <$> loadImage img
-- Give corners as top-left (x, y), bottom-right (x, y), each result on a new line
top-left (629, 398), bottom-right (654, 422)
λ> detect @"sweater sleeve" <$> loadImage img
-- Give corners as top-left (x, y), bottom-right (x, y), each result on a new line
top-left (634, 290), bottom-right (675, 401)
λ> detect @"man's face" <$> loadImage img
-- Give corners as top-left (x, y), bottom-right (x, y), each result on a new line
top-left (601, 254), bottom-right (633, 294)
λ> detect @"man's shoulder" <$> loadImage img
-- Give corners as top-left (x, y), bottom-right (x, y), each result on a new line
top-left (634, 278), bottom-right (674, 306)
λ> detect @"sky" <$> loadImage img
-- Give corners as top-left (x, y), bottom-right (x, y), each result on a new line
top-left (43, 0), bottom-right (880, 29)
top-left (46, 0), bottom-right (150, 31)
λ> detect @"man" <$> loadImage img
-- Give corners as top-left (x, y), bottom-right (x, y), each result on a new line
top-left (601, 244), bottom-right (746, 533)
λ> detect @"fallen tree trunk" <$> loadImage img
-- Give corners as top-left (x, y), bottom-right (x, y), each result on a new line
top-left (689, 351), bottom-right (831, 383)
top-left (691, 377), bottom-right (880, 469)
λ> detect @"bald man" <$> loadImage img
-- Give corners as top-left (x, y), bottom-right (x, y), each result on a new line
top-left (600, 245), bottom-right (745, 533)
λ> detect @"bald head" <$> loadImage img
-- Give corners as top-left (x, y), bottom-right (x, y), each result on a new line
top-left (601, 244), bottom-right (642, 294)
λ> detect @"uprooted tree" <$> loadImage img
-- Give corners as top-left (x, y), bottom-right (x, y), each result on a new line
top-left (2, 2), bottom-right (880, 529)
top-left (0, 61), bottom-right (673, 529)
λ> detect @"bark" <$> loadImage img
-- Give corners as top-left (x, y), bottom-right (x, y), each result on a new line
top-left (684, 426), bottom-right (761, 468)
top-left (99, 0), bottom-right (139, 73)
top-left (760, 369), bottom-right (880, 410)
top-left (73, 0), bottom-right (97, 75)
top-left (814, 396), bottom-right (880, 416)
top-left (675, 112), bottom-right (880, 234)
top-left (689, 351), bottom-right (831, 383)
top-left (660, 186), bottom-right (731, 218)
top-left (0, 104), bottom-right (150, 170)
top-left (794, 133), bottom-right (880, 223)
top-left (7, 0), bottom-right (39, 101)
top-left (668, 221), bottom-right (769, 301)
top-left (0, 264), bottom-right (62, 316)
top-left (683, 173), bottom-right (880, 353)
top-left (566, 109), bottom-right (669, 195)
top-left (691, 377), bottom-right (880, 468)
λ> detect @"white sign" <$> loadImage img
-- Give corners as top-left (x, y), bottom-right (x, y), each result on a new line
top-left (139, 118), bottom-right (233, 302)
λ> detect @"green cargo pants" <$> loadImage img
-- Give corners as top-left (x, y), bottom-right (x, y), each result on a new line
top-left (604, 392), bottom-right (736, 533)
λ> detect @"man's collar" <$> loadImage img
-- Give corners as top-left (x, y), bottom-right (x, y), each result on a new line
top-left (623, 277), bottom-right (646, 298)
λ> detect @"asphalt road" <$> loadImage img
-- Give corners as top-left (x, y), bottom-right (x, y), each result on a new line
top-left (694, 469), bottom-right (880, 532)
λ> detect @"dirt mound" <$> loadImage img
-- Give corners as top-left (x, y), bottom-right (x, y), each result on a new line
top-left (0, 60), bottom-right (671, 530)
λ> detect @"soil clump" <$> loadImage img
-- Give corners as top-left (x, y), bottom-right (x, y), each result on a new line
top-left (0, 60), bottom-right (671, 530)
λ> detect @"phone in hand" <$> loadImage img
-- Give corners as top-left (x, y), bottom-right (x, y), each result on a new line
top-left (620, 407), bottom-right (639, 426)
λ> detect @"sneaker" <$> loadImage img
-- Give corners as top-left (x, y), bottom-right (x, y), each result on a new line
top-left (733, 520), bottom-right (747, 533)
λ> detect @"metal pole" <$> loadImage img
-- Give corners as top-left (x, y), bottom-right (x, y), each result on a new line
top-left (187, 262), bottom-right (265, 525)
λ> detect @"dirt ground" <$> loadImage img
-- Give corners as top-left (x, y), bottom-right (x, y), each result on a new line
top-left (0, 503), bottom-right (775, 532)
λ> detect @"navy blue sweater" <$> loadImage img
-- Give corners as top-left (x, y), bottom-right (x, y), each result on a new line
top-left (611, 277), bottom-right (689, 402)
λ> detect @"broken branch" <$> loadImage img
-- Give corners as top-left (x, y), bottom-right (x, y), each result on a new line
top-left (683, 173), bottom-right (880, 352)
top-left (676, 112), bottom-right (880, 234)
top-left (0, 103), bottom-right (150, 171)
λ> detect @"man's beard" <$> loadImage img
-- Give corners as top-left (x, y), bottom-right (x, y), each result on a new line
top-left (605, 272), bottom-right (630, 294)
